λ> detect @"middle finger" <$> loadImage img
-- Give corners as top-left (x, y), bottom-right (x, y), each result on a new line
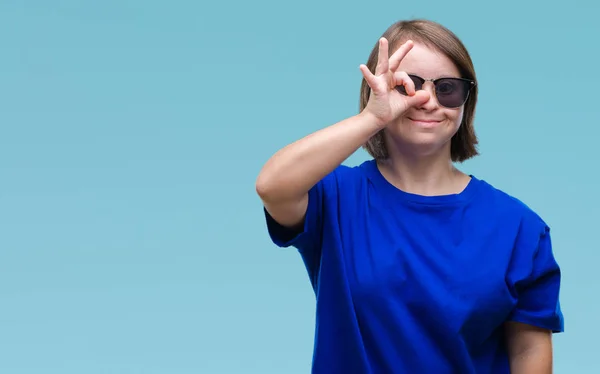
top-left (389, 40), bottom-right (414, 72)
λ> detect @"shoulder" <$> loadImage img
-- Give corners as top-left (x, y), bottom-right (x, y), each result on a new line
top-left (472, 176), bottom-right (550, 238)
top-left (319, 159), bottom-right (375, 190)
top-left (330, 159), bottom-right (374, 178)
top-left (308, 160), bottom-right (379, 215)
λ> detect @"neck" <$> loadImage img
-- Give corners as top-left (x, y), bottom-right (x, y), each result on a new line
top-left (378, 144), bottom-right (468, 196)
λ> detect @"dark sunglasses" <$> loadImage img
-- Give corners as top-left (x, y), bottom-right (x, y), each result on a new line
top-left (396, 74), bottom-right (476, 109)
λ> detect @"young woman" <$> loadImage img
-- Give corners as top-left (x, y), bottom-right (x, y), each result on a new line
top-left (255, 19), bottom-right (564, 373)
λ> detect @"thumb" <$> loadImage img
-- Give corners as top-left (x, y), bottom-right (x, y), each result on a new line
top-left (405, 90), bottom-right (430, 108)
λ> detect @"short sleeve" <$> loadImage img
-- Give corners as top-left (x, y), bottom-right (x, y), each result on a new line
top-left (263, 172), bottom-right (335, 254)
top-left (507, 224), bottom-right (564, 333)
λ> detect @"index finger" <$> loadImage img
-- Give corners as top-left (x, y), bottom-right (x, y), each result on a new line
top-left (388, 40), bottom-right (414, 72)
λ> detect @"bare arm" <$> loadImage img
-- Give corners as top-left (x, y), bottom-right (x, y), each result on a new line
top-left (505, 321), bottom-right (554, 374)
top-left (255, 112), bottom-right (382, 227)
top-left (255, 38), bottom-right (429, 228)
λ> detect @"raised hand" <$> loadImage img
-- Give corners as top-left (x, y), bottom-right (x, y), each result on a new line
top-left (359, 38), bottom-right (430, 128)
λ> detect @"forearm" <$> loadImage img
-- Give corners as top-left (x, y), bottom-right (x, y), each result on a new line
top-left (256, 111), bottom-right (382, 203)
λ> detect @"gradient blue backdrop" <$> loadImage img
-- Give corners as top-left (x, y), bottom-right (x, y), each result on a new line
top-left (1, 1), bottom-right (597, 373)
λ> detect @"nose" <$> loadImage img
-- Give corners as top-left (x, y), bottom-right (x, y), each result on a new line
top-left (416, 82), bottom-right (440, 110)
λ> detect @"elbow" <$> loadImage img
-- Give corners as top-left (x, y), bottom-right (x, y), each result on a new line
top-left (255, 171), bottom-right (275, 202)
top-left (256, 170), bottom-right (292, 204)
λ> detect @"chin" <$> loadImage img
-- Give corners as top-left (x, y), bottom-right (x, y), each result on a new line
top-left (405, 135), bottom-right (449, 154)
top-left (386, 124), bottom-right (458, 156)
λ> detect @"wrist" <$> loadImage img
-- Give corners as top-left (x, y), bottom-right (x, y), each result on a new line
top-left (358, 109), bottom-right (387, 131)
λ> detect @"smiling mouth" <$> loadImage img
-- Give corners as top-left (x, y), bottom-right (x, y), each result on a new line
top-left (408, 118), bottom-right (443, 126)
top-left (408, 118), bottom-right (442, 123)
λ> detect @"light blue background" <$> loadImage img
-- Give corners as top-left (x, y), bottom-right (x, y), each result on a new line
top-left (1, 1), bottom-right (597, 373)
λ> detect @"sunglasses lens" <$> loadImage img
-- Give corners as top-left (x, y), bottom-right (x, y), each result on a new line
top-left (395, 76), bottom-right (472, 108)
top-left (435, 79), bottom-right (470, 108)
top-left (395, 75), bottom-right (423, 95)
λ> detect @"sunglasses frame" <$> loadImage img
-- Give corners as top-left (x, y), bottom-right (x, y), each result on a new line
top-left (399, 74), bottom-right (477, 109)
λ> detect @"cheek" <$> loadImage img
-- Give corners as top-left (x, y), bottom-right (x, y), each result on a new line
top-left (449, 108), bottom-right (464, 128)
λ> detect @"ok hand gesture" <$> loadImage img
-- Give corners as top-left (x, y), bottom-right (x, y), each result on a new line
top-left (360, 38), bottom-right (431, 127)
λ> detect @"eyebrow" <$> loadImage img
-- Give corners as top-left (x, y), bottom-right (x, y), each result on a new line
top-left (407, 73), bottom-right (463, 80)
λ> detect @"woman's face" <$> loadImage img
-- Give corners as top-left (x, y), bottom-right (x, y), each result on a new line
top-left (385, 42), bottom-right (465, 158)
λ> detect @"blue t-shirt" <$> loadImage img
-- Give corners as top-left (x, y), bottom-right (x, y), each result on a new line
top-left (264, 159), bottom-right (564, 374)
